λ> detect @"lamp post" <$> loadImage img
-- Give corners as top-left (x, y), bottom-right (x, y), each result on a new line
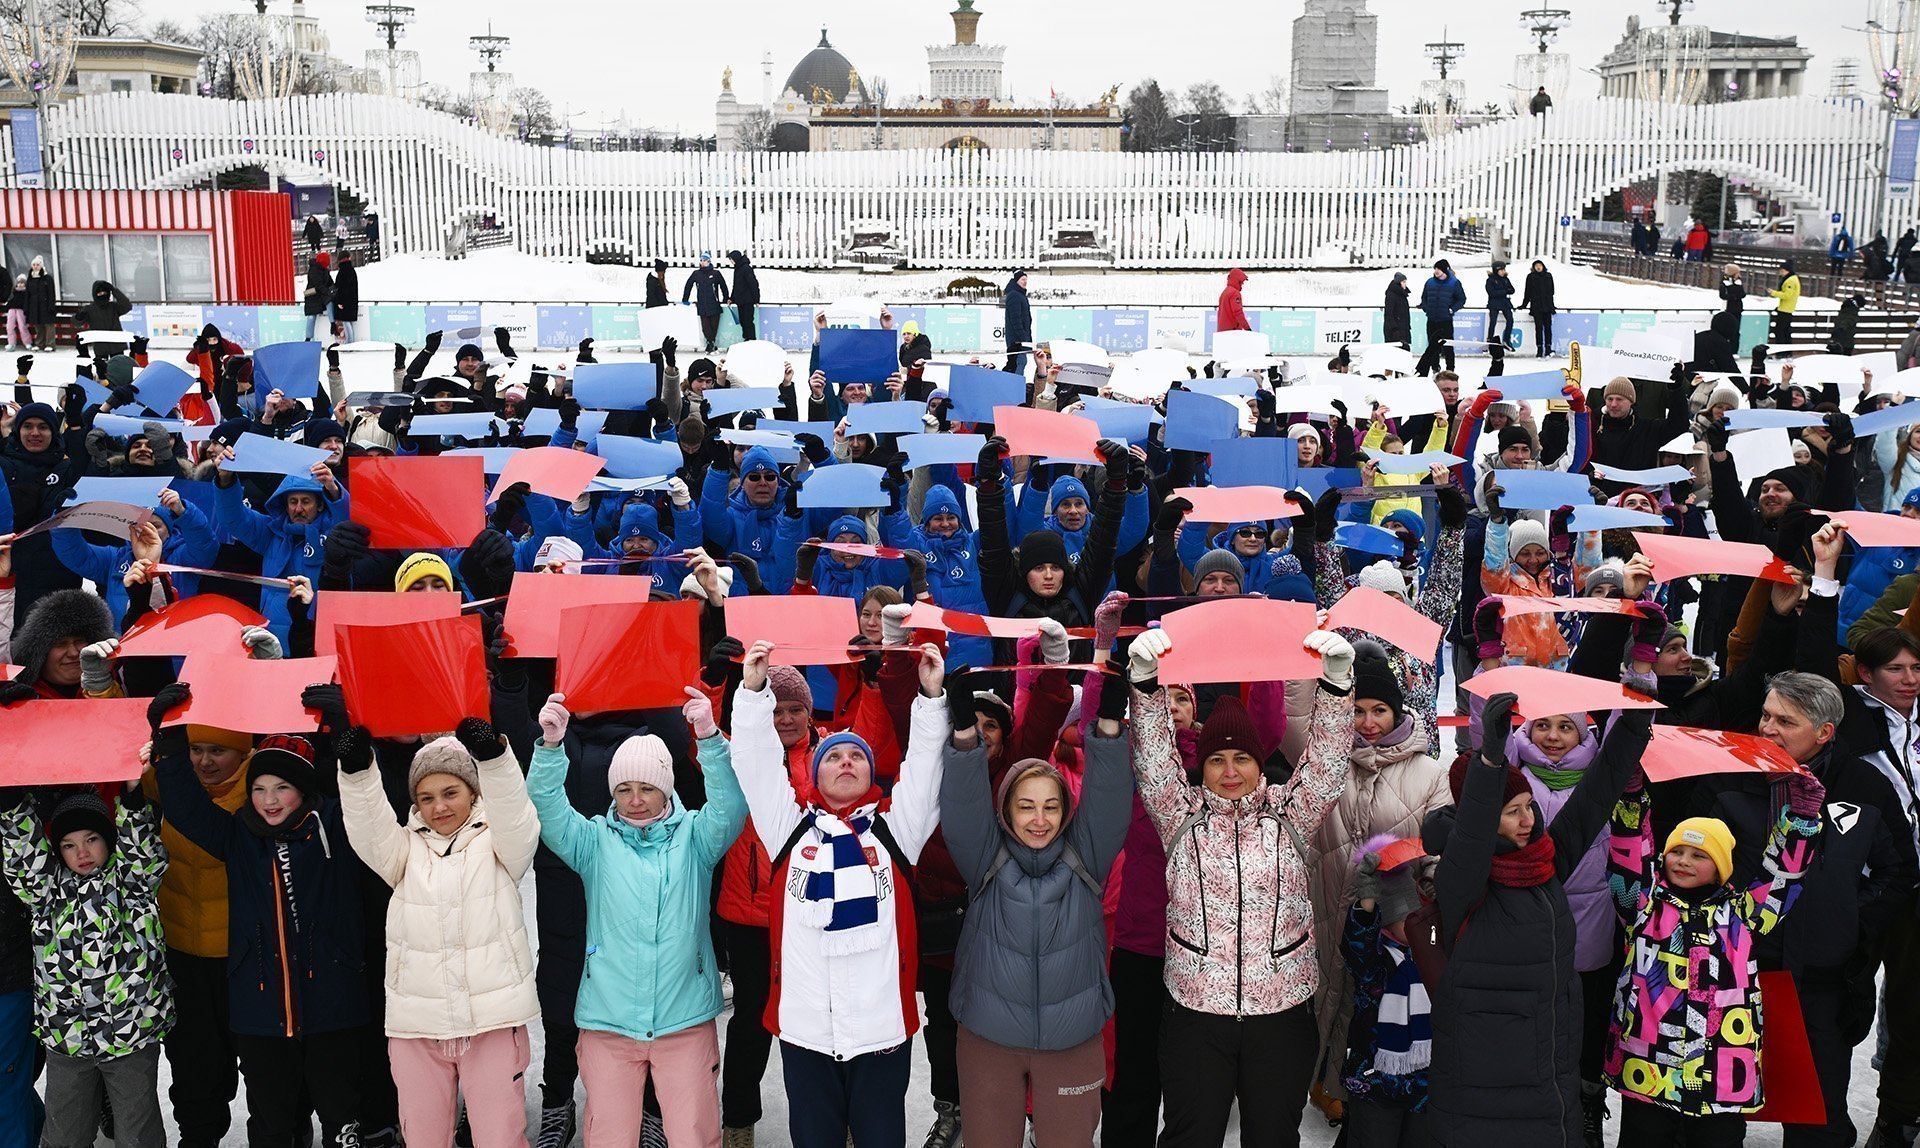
top-left (364, 3), bottom-right (414, 98)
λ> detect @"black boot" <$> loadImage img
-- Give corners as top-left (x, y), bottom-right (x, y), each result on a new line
top-left (1580, 1080), bottom-right (1608, 1148)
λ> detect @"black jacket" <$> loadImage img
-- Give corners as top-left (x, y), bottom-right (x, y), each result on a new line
top-left (1588, 380), bottom-right (1690, 479)
top-left (1422, 708), bottom-right (1651, 1145)
top-left (645, 272), bottom-right (670, 309)
top-left (332, 264), bottom-right (360, 323)
top-left (1383, 281), bottom-right (1411, 345)
top-left (681, 266), bottom-right (730, 316)
top-left (1520, 269), bottom-right (1556, 318)
top-left (75, 282), bottom-right (130, 332)
top-left (976, 462), bottom-right (1124, 630)
top-left (303, 264), bottom-right (334, 317)
top-left (21, 271), bottom-right (54, 325)
top-left (728, 253), bottom-right (761, 308)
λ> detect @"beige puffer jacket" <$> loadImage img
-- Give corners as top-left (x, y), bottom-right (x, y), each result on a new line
top-left (1304, 722), bottom-right (1449, 1095)
top-left (338, 747), bottom-right (543, 1041)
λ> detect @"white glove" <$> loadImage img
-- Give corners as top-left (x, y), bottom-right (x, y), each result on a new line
top-left (240, 626), bottom-right (283, 661)
top-left (1037, 617), bottom-right (1070, 666)
top-left (538, 693), bottom-right (571, 746)
top-left (1128, 628), bottom-right (1173, 684)
top-left (79, 639), bottom-right (119, 694)
top-left (880, 602), bottom-right (915, 647)
top-left (666, 476), bottom-right (691, 508)
top-left (682, 686), bottom-right (718, 740)
top-left (1305, 629), bottom-right (1355, 690)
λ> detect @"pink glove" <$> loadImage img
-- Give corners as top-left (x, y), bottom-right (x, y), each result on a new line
top-left (1094, 590), bottom-right (1129, 652)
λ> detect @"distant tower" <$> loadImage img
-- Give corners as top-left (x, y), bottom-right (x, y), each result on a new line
top-left (1830, 56), bottom-right (1861, 100)
top-left (1288, 0), bottom-right (1389, 116)
top-left (762, 49), bottom-right (774, 109)
top-left (928, 0), bottom-right (1004, 102)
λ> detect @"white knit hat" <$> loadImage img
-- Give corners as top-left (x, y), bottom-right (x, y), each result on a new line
top-left (1354, 560), bottom-right (1411, 603)
top-left (680, 566), bottom-right (735, 598)
top-left (607, 734), bottom-right (674, 798)
top-left (534, 536), bottom-right (584, 570)
top-left (1508, 518), bottom-right (1550, 556)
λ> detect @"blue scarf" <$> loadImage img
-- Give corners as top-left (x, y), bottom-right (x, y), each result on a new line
top-left (1371, 943), bottom-right (1433, 1076)
top-left (795, 808), bottom-right (883, 955)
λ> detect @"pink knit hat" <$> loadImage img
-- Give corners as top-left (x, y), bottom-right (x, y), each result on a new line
top-left (607, 734), bottom-right (674, 798)
top-left (767, 665), bottom-right (813, 711)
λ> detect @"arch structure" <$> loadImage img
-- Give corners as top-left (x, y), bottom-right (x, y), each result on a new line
top-left (27, 91), bottom-right (1909, 270)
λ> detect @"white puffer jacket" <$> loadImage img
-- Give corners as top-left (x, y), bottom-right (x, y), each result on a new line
top-left (338, 747), bottom-right (542, 1041)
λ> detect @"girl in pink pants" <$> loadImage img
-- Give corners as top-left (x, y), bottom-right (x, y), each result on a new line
top-left (5, 277), bottom-right (28, 351)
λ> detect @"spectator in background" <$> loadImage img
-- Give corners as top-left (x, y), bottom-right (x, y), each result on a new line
top-left (682, 253), bottom-right (731, 353)
top-left (728, 251), bottom-right (761, 343)
top-left (1414, 260), bottom-right (1466, 377)
top-left (1004, 269), bottom-right (1032, 378)
top-left (1217, 269), bottom-right (1251, 333)
top-left (1383, 272), bottom-right (1411, 350)
top-left (304, 253), bottom-right (335, 343)
top-left (333, 257), bottom-right (360, 345)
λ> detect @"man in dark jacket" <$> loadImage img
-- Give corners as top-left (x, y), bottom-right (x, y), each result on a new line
top-left (1003, 269), bottom-right (1032, 378)
top-left (304, 252), bottom-right (334, 342)
top-left (1414, 259), bottom-right (1466, 377)
top-left (1528, 86), bottom-right (1553, 115)
top-left (1521, 259), bottom-right (1556, 357)
top-left (332, 257), bottom-right (360, 342)
top-left (1383, 272), bottom-right (1412, 348)
top-left (1588, 370), bottom-right (1690, 484)
top-left (0, 400), bottom-right (84, 624)
top-left (75, 280), bottom-right (131, 350)
top-left (645, 259), bottom-right (670, 309)
top-left (727, 251), bottom-right (760, 342)
top-left (682, 253), bottom-right (731, 351)
top-left (1484, 261), bottom-right (1515, 348)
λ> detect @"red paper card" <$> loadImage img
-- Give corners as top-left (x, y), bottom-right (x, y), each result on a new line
top-left (1641, 725), bottom-right (1810, 783)
top-left (1751, 970), bottom-right (1827, 1124)
top-left (315, 590), bottom-right (463, 657)
top-left (1156, 599), bottom-right (1321, 683)
top-left (993, 406), bottom-right (1101, 462)
top-left (725, 594), bottom-right (858, 665)
top-left (349, 455), bottom-right (487, 549)
top-left (164, 653), bottom-right (337, 734)
top-left (905, 602), bottom-right (1049, 639)
top-left (488, 445), bottom-right (607, 504)
top-left (117, 594), bottom-right (269, 659)
top-left (1462, 664), bottom-right (1663, 720)
top-left (1631, 531), bottom-right (1796, 584)
top-left (335, 615), bottom-right (489, 737)
top-left (1324, 586), bottom-right (1442, 662)
top-left (1829, 509), bottom-right (1920, 549)
top-left (0, 698), bottom-right (152, 785)
top-left (556, 600), bottom-right (701, 713)
top-left (500, 572), bottom-right (657, 659)
top-left (1494, 595), bottom-right (1648, 618)
top-left (1171, 485), bottom-right (1305, 524)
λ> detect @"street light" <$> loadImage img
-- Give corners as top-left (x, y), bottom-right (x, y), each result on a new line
top-left (1519, 7), bottom-right (1572, 52)
top-left (364, 4), bottom-right (414, 98)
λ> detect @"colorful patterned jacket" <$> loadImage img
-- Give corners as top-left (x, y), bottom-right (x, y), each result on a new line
top-left (1603, 776), bottom-right (1824, 1116)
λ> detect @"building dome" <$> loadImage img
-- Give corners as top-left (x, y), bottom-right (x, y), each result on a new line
top-left (785, 29), bottom-right (862, 104)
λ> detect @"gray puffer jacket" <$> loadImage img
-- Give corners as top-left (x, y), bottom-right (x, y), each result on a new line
top-left (943, 730), bottom-right (1131, 1052)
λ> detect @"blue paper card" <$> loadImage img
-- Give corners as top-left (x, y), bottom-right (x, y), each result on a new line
top-left (595, 435), bottom-right (686, 480)
top-left (1485, 370), bottom-right (1569, 402)
top-left (1207, 436), bottom-right (1296, 490)
top-left (717, 431), bottom-right (802, 464)
top-left (1724, 409), bottom-right (1826, 430)
top-left (1366, 449), bottom-right (1464, 475)
top-left (1853, 401), bottom-right (1920, 439)
top-left (900, 433), bottom-right (987, 469)
top-left (1591, 463), bottom-right (1696, 486)
top-left (130, 361), bottom-right (196, 416)
top-left (409, 412), bottom-right (501, 437)
top-left (702, 387), bottom-right (781, 418)
top-left (944, 365), bottom-right (1027, 423)
top-left (1164, 390), bottom-right (1241, 453)
top-left (1334, 522), bottom-right (1405, 557)
top-left (67, 475), bottom-right (172, 508)
top-left (797, 463), bottom-right (890, 509)
top-left (757, 419), bottom-right (837, 441)
top-left (1082, 403), bottom-right (1154, 444)
top-left (1492, 468), bottom-right (1596, 511)
top-left (572, 362), bottom-right (660, 410)
top-left (521, 408), bottom-right (610, 439)
top-left (1566, 505), bottom-right (1669, 533)
top-left (219, 433), bottom-right (333, 477)
top-left (844, 401), bottom-right (929, 438)
top-left (252, 342), bottom-right (324, 400)
top-left (92, 413), bottom-right (187, 437)
top-left (445, 448), bottom-right (522, 475)
top-left (820, 329), bottom-right (898, 385)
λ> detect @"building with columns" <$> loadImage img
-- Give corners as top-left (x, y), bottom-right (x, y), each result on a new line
top-left (1596, 21), bottom-right (1811, 101)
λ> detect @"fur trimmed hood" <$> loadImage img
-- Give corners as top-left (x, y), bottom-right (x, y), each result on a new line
top-left (14, 588), bottom-right (114, 684)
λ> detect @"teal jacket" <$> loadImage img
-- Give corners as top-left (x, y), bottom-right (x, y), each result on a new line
top-left (527, 734), bottom-right (746, 1042)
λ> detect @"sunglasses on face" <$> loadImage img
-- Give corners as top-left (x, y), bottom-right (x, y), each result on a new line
top-left (1235, 527), bottom-right (1267, 538)
top-left (744, 470), bottom-right (778, 481)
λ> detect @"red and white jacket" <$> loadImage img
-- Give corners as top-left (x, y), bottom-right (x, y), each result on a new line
top-left (733, 682), bottom-right (948, 1059)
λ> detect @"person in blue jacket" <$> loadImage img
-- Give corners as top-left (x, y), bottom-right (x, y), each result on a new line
top-left (210, 461), bottom-right (349, 645)
top-left (785, 511), bottom-right (911, 712)
top-left (1013, 471), bottom-right (1148, 564)
top-left (51, 489), bottom-right (216, 622)
top-left (1414, 259), bottom-right (1468, 377)
top-left (881, 483), bottom-right (993, 669)
top-left (1840, 489), bottom-right (1920, 638)
top-left (700, 445), bottom-right (835, 593)
top-left (560, 480), bottom-right (701, 583)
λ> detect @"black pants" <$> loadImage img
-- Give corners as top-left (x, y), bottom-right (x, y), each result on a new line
top-left (1879, 913), bottom-right (1920, 1124)
top-left (234, 1028), bottom-right (365, 1148)
top-left (1533, 314), bottom-right (1553, 356)
top-left (719, 920), bottom-right (773, 1128)
top-left (1488, 303), bottom-right (1514, 344)
top-left (163, 949), bottom-right (241, 1148)
top-left (1579, 953), bottom-right (1623, 1084)
top-left (700, 313), bottom-right (720, 349)
top-left (780, 1039), bottom-right (911, 1148)
top-left (534, 858), bottom-right (586, 1107)
top-left (1101, 948), bottom-right (1166, 1148)
top-left (1345, 1097), bottom-right (1431, 1147)
top-left (1414, 318), bottom-right (1455, 376)
top-left (1787, 968), bottom-right (1876, 1147)
top-left (1158, 999), bottom-right (1316, 1148)
top-left (1771, 310), bottom-right (1793, 346)
top-left (737, 305), bottom-right (757, 342)
top-left (1617, 1099), bottom-right (1745, 1146)
top-left (917, 962), bottom-right (959, 1106)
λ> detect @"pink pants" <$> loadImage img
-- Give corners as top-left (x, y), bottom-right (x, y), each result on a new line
top-left (388, 1026), bottom-right (532, 1148)
top-left (577, 1023), bottom-right (721, 1148)
top-left (5, 311), bottom-right (27, 347)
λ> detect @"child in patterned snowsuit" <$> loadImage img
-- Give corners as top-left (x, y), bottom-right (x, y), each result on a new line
top-left (1, 787), bottom-right (172, 1148)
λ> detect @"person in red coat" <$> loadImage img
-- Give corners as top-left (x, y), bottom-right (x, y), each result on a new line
top-left (1218, 268), bottom-right (1251, 332)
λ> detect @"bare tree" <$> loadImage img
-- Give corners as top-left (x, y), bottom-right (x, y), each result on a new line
top-left (735, 107), bottom-right (775, 151)
top-left (1182, 81), bottom-right (1230, 116)
top-left (0, 0), bottom-right (141, 35)
top-left (509, 86), bottom-right (556, 138)
top-left (145, 16), bottom-right (193, 45)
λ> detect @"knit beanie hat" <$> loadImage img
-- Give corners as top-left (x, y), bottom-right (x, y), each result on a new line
top-left (1192, 548), bottom-right (1243, 591)
top-left (1354, 559), bottom-right (1411, 603)
top-left (1707, 382), bottom-right (1741, 411)
top-left (1194, 695), bottom-right (1266, 765)
top-left (1497, 424), bottom-right (1532, 453)
top-left (533, 535), bottom-right (584, 570)
top-left (679, 565), bottom-right (734, 598)
top-left (1664, 816), bottom-right (1736, 885)
top-left (1352, 650), bottom-right (1405, 720)
top-left (1583, 560), bottom-right (1627, 598)
top-left (1603, 377), bottom-right (1637, 405)
top-left (186, 725), bottom-right (253, 754)
top-left (1762, 466), bottom-right (1809, 502)
top-left (811, 730), bottom-right (875, 785)
top-left (301, 419), bottom-right (346, 447)
top-left (395, 552), bottom-right (456, 593)
top-left (1286, 422), bottom-right (1319, 442)
top-left (1448, 754), bottom-right (1535, 806)
top-left (1507, 518), bottom-right (1550, 558)
top-left (607, 734), bottom-right (675, 797)
top-left (1017, 530), bottom-right (1070, 581)
top-left (767, 664), bottom-right (814, 711)
top-left (48, 791), bottom-right (116, 854)
top-left (407, 735), bottom-right (481, 798)
top-left (248, 734), bottom-right (319, 800)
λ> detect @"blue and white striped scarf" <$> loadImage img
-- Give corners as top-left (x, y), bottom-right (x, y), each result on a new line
top-left (795, 808), bottom-right (883, 955)
top-left (1372, 944), bottom-right (1433, 1075)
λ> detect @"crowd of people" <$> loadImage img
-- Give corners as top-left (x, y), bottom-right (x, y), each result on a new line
top-left (0, 261), bottom-right (1916, 1148)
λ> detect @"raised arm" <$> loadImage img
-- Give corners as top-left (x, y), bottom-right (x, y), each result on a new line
top-left (731, 648), bottom-right (806, 851)
top-left (1740, 773), bottom-right (1827, 937)
top-left (880, 648), bottom-right (951, 862)
top-left (682, 688), bottom-right (748, 867)
top-left (524, 698), bottom-right (600, 874)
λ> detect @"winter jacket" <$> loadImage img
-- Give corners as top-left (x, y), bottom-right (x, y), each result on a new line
top-left (567, 499), bottom-right (700, 586)
top-left (681, 266), bottom-right (730, 317)
top-left (1521, 268), bottom-right (1556, 318)
top-left (155, 751), bottom-right (372, 1038)
top-left (340, 747), bottom-right (542, 1041)
top-left (1, 797), bottom-right (172, 1057)
top-left (1589, 382), bottom-right (1691, 479)
top-left (1841, 532), bottom-right (1920, 639)
top-left (1003, 272), bottom-right (1032, 350)
top-left (879, 484), bottom-right (991, 669)
top-left (143, 759), bottom-right (249, 959)
top-left (734, 681), bottom-right (947, 1059)
top-left (1131, 682), bottom-right (1352, 1018)
top-left (1384, 281), bottom-right (1412, 345)
top-left (1011, 473), bottom-right (1149, 572)
top-left (332, 264), bottom-right (360, 324)
top-left (21, 269), bottom-right (54, 325)
top-left (728, 253), bottom-right (761, 309)
top-left (213, 474), bottom-right (349, 644)
top-left (1480, 514), bottom-right (1601, 669)
top-left (645, 272), bottom-right (670, 310)
top-left (529, 732), bottom-right (746, 1043)
top-left (74, 282), bottom-right (132, 333)
top-left (1306, 719), bottom-right (1447, 1089)
top-left (1420, 708), bottom-right (1651, 1146)
top-left (1604, 780), bottom-right (1822, 1116)
top-left (1418, 274), bottom-right (1466, 323)
top-left (944, 736), bottom-right (1130, 1053)
top-left (303, 264), bottom-right (334, 317)
top-left (1874, 430), bottom-right (1920, 510)
top-left (977, 461), bottom-right (1124, 629)
top-left (1484, 271), bottom-right (1515, 312)
top-left (1217, 269), bottom-right (1251, 332)
top-left (1771, 274), bottom-right (1801, 315)
top-left (51, 499), bottom-right (216, 626)
top-left (698, 444), bottom-right (826, 593)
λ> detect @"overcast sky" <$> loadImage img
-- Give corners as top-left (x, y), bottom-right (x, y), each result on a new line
top-left (140, 0), bottom-right (1877, 135)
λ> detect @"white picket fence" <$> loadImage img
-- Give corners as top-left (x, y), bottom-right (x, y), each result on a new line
top-left (11, 91), bottom-right (1914, 269)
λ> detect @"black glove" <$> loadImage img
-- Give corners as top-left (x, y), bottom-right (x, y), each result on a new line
top-left (1156, 496), bottom-right (1192, 534)
top-left (1095, 438), bottom-right (1127, 469)
top-left (1485, 484), bottom-right (1508, 524)
top-left (727, 553), bottom-right (765, 595)
top-left (377, 403), bottom-right (412, 436)
top-left (1704, 418), bottom-right (1730, 454)
top-left (15, 354), bottom-right (32, 377)
top-left (455, 716), bottom-right (506, 761)
top-left (1670, 361), bottom-right (1687, 387)
top-left (660, 336), bottom-right (677, 369)
top-left (557, 396), bottom-right (580, 431)
top-left (0, 680), bottom-right (34, 707)
top-left (904, 550), bottom-right (930, 598)
top-left (976, 436), bottom-right (1008, 477)
top-left (1314, 488), bottom-right (1342, 543)
top-left (783, 479), bottom-right (804, 520)
top-left (326, 347), bottom-right (341, 372)
top-left (300, 683), bottom-right (351, 736)
top-left (62, 383), bottom-right (87, 422)
top-left (493, 327), bottom-right (513, 357)
top-left (393, 342), bottom-right (408, 371)
top-left (483, 611), bottom-right (515, 665)
top-left (490, 481), bottom-right (529, 534)
top-left (795, 538), bottom-right (821, 578)
top-left (1436, 484), bottom-right (1467, 528)
top-left (576, 337), bottom-right (596, 364)
top-left (423, 330), bottom-right (443, 354)
top-left (1254, 388), bottom-right (1276, 422)
top-left (322, 520), bottom-right (372, 577)
top-left (459, 529), bottom-right (516, 601)
top-left (946, 667), bottom-right (977, 731)
top-left (105, 384), bottom-right (138, 411)
top-left (1478, 691), bottom-right (1517, 769)
top-left (147, 682), bottom-right (191, 737)
top-left (1127, 450), bottom-right (1149, 494)
top-left (1096, 676), bottom-right (1129, 722)
top-left (795, 432), bottom-right (830, 466)
top-left (1825, 411), bottom-right (1856, 449)
top-left (644, 398), bottom-right (671, 437)
top-left (851, 635), bottom-right (882, 686)
top-left (703, 636), bottom-right (745, 687)
top-left (335, 726), bottom-right (373, 774)
top-left (129, 335), bottom-right (149, 358)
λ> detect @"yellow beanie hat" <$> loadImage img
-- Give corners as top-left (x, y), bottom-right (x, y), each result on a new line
top-left (1663, 817), bottom-right (1736, 885)
top-left (394, 552), bottom-right (456, 594)
top-left (185, 725), bottom-right (253, 753)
